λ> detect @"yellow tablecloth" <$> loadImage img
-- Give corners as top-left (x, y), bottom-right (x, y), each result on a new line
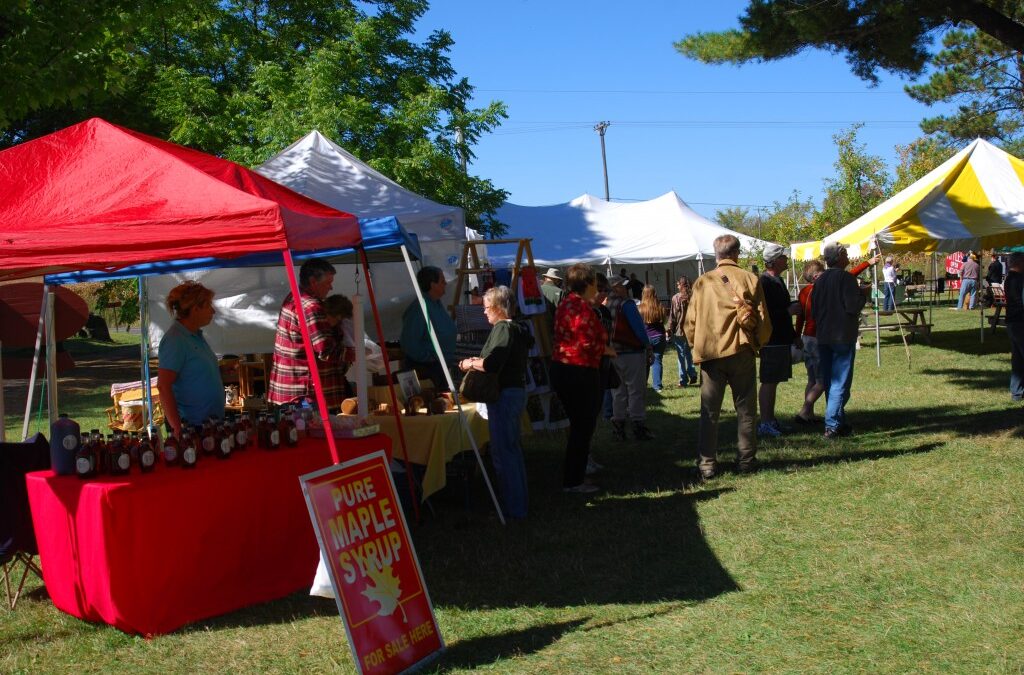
top-left (346, 404), bottom-right (489, 499)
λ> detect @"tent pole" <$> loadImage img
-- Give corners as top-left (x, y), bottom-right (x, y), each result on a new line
top-left (0, 339), bottom-right (5, 442)
top-left (22, 286), bottom-right (47, 440)
top-left (872, 255), bottom-right (881, 368)
top-left (281, 250), bottom-right (341, 465)
top-left (139, 277), bottom-right (155, 431)
top-left (400, 244), bottom-right (505, 525)
top-left (358, 248), bottom-right (420, 521)
top-left (45, 286), bottom-right (58, 427)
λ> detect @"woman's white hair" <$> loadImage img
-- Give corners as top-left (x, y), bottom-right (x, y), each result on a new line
top-left (483, 285), bottom-right (515, 317)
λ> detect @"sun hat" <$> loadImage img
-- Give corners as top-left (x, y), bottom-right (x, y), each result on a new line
top-left (763, 243), bottom-right (788, 264)
top-left (542, 267), bottom-right (562, 281)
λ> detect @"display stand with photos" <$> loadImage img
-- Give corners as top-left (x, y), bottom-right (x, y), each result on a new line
top-left (449, 238), bottom-right (568, 432)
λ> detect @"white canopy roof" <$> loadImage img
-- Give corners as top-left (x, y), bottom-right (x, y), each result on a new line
top-left (490, 191), bottom-right (770, 266)
top-left (256, 130), bottom-right (466, 241)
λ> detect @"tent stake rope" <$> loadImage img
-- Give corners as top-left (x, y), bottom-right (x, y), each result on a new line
top-left (401, 244), bottom-right (505, 525)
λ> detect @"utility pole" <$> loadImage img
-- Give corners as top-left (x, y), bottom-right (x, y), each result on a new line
top-left (594, 121), bottom-right (610, 200)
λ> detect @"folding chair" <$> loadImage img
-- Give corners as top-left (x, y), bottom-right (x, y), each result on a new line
top-left (0, 433), bottom-right (50, 608)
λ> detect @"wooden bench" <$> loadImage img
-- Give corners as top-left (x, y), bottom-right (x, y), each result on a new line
top-left (859, 307), bottom-right (933, 344)
top-left (987, 283), bottom-right (1007, 333)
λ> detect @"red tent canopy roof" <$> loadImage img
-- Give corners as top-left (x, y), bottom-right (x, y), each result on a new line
top-left (0, 118), bottom-right (361, 280)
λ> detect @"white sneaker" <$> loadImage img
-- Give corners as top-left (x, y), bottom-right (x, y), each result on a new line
top-left (586, 458), bottom-right (603, 475)
top-left (563, 483), bottom-right (600, 494)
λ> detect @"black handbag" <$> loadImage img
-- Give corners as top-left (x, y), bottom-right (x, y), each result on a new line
top-left (599, 355), bottom-right (621, 389)
top-left (459, 369), bottom-right (500, 403)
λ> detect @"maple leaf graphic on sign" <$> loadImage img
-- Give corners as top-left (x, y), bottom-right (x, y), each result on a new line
top-left (362, 564), bottom-right (407, 622)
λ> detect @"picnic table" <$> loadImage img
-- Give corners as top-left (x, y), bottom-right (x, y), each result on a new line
top-left (859, 307), bottom-right (933, 344)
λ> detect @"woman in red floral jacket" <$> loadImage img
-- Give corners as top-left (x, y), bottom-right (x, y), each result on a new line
top-left (550, 263), bottom-right (615, 493)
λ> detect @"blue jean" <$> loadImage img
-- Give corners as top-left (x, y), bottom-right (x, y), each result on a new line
top-left (819, 342), bottom-right (856, 431)
top-left (487, 387), bottom-right (528, 519)
top-left (883, 282), bottom-right (896, 311)
top-left (1008, 322), bottom-right (1024, 400)
top-left (649, 335), bottom-right (666, 390)
top-left (958, 278), bottom-right (977, 309)
top-left (671, 335), bottom-right (698, 383)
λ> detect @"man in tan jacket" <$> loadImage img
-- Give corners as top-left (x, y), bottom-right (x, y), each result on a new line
top-left (684, 234), bottom-right (772, 478)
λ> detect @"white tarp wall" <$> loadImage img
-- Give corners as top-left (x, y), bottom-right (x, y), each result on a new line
top-left (146, 131), bottom-right (472, 353)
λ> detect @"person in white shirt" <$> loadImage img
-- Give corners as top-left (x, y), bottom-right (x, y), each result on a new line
top-left (882, 256), bottom-right (898, 311)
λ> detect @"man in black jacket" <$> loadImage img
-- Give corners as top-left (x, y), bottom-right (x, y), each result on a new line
top-left (812, 242), bottom-right (868, 439)
top-left (1005, 253), bottom-right (1024, 402)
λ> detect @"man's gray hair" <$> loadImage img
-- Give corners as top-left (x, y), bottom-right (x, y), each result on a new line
top-left (713, 234), bottom-right (741, 260)
top-left (822, 242), bottom-right (847, 267)
top-left (484, 285), bottom-right (515, 317)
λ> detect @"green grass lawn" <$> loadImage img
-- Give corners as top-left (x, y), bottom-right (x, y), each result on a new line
top-left (4, 310), bottom-right (1024, 673)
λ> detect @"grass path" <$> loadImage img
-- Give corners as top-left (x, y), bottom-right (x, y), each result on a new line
top-left (3, 308), bottom-right (1023, 673)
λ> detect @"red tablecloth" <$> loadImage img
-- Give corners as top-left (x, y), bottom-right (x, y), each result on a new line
top-left (26, 434), bottom-right (390, 636)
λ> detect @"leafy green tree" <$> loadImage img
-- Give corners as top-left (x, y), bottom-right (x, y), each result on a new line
top-left (905, 16), bottom-right (1024, 153)
top-left (715, 205), bottom-right (765, 238)
top-left (1, 1), bottom-right (509, 235)
top-left (758, 191), bottom-right (820, 245)
top-left (675, 1), bottom-right (1024, 84)
top-left (891, 136), bottom-right (959, 192)
top-left (93, 279), bottom-right (140, 331)
top-left (813, 125), bottom-right (891, 232)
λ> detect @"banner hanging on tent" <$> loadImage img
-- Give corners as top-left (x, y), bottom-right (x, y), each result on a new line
top-left (300, 450), bottom-right (443, 674)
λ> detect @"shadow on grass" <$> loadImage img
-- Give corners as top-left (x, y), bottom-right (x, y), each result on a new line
top-left (921, 325), bottom-right (1012, 356)
top-left (919, 366), bottom-right (1009, 391)
top-left (416, 488), bottom-right (739, 611)
top-left (854, 403), bottom-right (1024, 438)
top-left (757, 441), bottom-right (946, 474)
top-left (434, 618), bottom-right (589, 672)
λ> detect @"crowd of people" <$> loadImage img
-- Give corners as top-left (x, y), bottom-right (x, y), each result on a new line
top-left (155, 245), bottom-right (1024, 522)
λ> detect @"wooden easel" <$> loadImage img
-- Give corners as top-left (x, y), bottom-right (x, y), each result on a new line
top-left (449, 238), bottom-right (537, 313)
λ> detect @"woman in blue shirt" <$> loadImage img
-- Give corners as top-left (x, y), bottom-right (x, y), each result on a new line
top-left (157, 281), bottom-right (224, 437)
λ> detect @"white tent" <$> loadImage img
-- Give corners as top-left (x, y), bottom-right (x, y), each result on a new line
top-left (490, 191), bottom-right (771, 294)
top-left (146, 131), bottom-right (473, 353)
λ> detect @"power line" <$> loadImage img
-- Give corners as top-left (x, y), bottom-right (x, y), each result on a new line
top-left (489, 119), bottom-right (919, 135)
top-left (476, 88), bottom-right (905, 96)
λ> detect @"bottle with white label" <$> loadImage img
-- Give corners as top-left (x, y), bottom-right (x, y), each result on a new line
top-left (75, 435), bottom-right (96, 479)
top-left (181, 430), bottom-right (198, 469)
top-left (138, 434), bottom-right (156, 473)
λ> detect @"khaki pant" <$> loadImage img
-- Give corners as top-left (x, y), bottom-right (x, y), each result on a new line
top-left (698, 350), bottom-right (757, 471)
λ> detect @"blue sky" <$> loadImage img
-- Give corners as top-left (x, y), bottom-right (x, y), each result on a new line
top-left (418, 1), bottom-right (954, 220)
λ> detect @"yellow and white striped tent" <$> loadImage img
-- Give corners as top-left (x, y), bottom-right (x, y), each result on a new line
top-left (792, 139), bottom-right (1024, 261)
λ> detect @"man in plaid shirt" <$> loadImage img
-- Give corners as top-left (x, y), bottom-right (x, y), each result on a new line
top-left (268, 258), bottom-right (349, 407)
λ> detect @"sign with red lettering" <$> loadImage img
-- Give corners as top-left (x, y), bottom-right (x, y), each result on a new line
top-left (301, 451), bottom-right (444, 674)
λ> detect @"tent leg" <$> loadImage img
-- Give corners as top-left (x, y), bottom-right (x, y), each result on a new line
top-left (139, 277), bottom-right (155, 428)
top-left (400, 245), bottom-right (505, 525)
top-left (872, 261), bottom-right (881, 368)
top-left (45, 287), bottom-right (58, 427)
top-left (359, 248), bottom-right (420, 522)
top-left (282, 251), bottom-right (341, 465)
top-left (22, 287), bottom-right (47, 440)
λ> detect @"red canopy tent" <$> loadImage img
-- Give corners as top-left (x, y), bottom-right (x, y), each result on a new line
top-left (0, 117), bottom-right (361, 280)
top-left (0, 117), bottom-right (362, 464)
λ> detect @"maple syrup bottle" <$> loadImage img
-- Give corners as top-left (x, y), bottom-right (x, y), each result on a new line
top-left (162, 432), bottom-right (180, 467)
top-left (181, 430), bottom-right (199, 469)
top-left (128, 432), bottom-right (141, 465)
top-left (200, 419), bottom-right (217, 456)
top-left (293, 405), bottom-right (307, 440)
top-left (216, 421), bottom-right (232, 459)
top-left (148, 425), bottom-right (163, 456)
top-left (237, 413), bottom-right (251, 450)
top-left (75, 435), bottom-right (96, 479)
top-left (268, 411), bottom-right (281, 450)
top-left (281, 406), bottom-right (299, 447)
top-left (138, 434), bottom-right (157, 473)
top-left (110, 433), bottom-right (131, 476)
top-left (90, 429), bottom-right (105, 474)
